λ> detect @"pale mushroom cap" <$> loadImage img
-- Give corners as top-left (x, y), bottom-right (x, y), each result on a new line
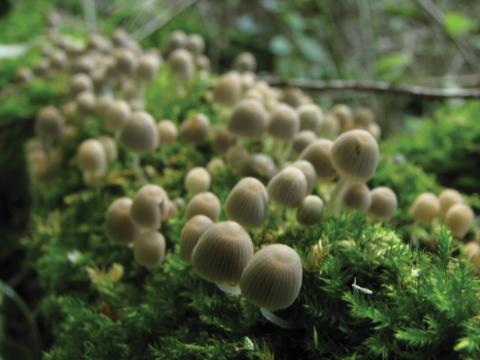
top-left (134, 231), bottom-right (166, 267)
top-left (135, 53), bottom-right (159, 82)
top-left (76, 91), bottom-right (97, 115)
top-left (233, 52), bottom-right (256, 73)
top-left (105, 100), bottom-right (131, 132)
top-left (331, 104), bottom-right (354, 132)
top-left (291, 160), bottom-right (317, 194)
top-left (368, 187), bottom-right (397, 220)
top-left (119, 111), bottom-right (158, 153)
top-left (331, 129), bottom-right (379, 182)
top-left (206, 157), bottom-right (226, 176)
top-left (225, 177), bottom-right (269, 228)
top-left (179, 113), bottom-right (210, 144)
top-left (268, 103), bottom-right (300, 140)
top-left (297, 195), bottom-right (324, 225)
top-left (439, 189), bottom-right (463, 216)
top-left (70, 73), bottom-right (93, 95)
top-left (320, 114), bottom-right (340, 138)
top-left (298, 104), bottom-right (324, 132)
top-left (114, 48), bottom-right (137, 74)
top-left (342, 183), bottom-right (371, 212)
top-left (267, 167), bottom-right (307, 208)
top-left (77, 139), bottom-right (106, 173)
top-left (168, 48), bottom-right (194, 80)
top-left (179, 215), bottom-right (213, 262)
top-left (240, 244), bottom-right (303, 311)
top-left (186, 34), bottom-right (205, 55)
top-left (97, 135), bottom-right (117, 162)
top-left (463, 242), bottom-right (480, 270)
top-left (293, 130), bottom-right (317, 154)
top-left (157, 120), bottom-right (178, 145)
top-left (354, 106), bottom-right (375, 127)
top-left (366, 122), bottom-right (381, 140)
top-left (228, 99), bottom-right (268, 139)
top-left (36, 106), bottom-right (64, 139)
top-left (213, 72), bottom-right (243, 107)
top-left (192, 221), bottom-right (254, 284)
top-left (213, 126), bottom-right (237, 152)
top-left (131, 184), bottom-right (170, 230)
top-left (185, 167), bottom-right (211, 194)
top-left (282, 87), bottom-right (304, 108)
top-left (226, 144), bottom-right (249, 174)
top-left (185, 191), bottom-right (221, 221)
top-left (409, 192), bottom-right (440, 225)
top-left (299, 139), bottom-right (337, 181)
top-left (105, 197), bottom-right (142, 244)
top-left (96, 94), bottom-right (114, 118)
top-left (195, 54), bottom-right (210, 72)
top-left (240, 153), bottom-right (276, 180)
top-left (445, 203), bottom-right (474, 238)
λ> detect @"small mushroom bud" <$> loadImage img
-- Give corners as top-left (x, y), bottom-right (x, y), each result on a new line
top-left (134, 231), bottom-right (166, 267)
top-left (179, 215), bottom-right (213, 262)
top-left (291, 160), bottom-right (317, 194)
top-left (354, 106), bottom-right (375, 127)
top-left (36, 106), bottom-right (64, 140)
top-left (135, 53), bottom-right (160, 82)
top-left (97, 135), bottom-right (117, 162)
top-left (299, 139), bottom-right (336, 181)
top-left (164, 30), bottom-right (187, 54)
top-left (179, 113), bottom-right (211, 144)
top-left (366, 122), bottom-right (381, 140)
top-left (409, 192), bottom-right (440, 225)
top-left (213, 126), bottom-right (237, 152)
top-left (240, 153), bottom-right (276, 180)
top-left (233, 52), bottom-right (256, 73)
top-left (226, 144), bottom-right (249, 174)
top-left (195, 54), bottom-right (210, 72)
top-left (76, 91), bottom-right (97, 116)
top-left (439, 189), bottom-right (463, 216)
top-left (157, 120), bottom-right (178, 145)
top-left (168, 48), bottom-right (194, 80)
top-left (225, 177), bottom-right (269, 227)
top-left (206, 157), bottom-right (226, 176)
top-left (331, 104), bottom-right (354, 132)
top-left (186, 34), bottom-right (205, 55)
top-left (77, 139), bottom-right (106, 173)
top-left (282, 87), bottom-right (303, 108)
top-left (228, 99), bottom-right (268, 139)
top-left (114, 48), bottom-right (137, 74)
top-left (296, 195), bottom-right (324, 225)
top-left (368, 187), bottom-right (397, 220)
top-left (320, 114), bottom-right (340, 138)
top-left (185, 167), bottom-right (211, 194)
top-left (185, 191), bottom-right (221, 221)
top-left (106, 100), bottom-right (131, 133)
top-left (240, 244), bottom-right (302, 311)
top-left (268, 103), bottom-right (300, 140)
top-left (297, 104), bottom-right (324, 132)
top-left (463, 242), bottom-right (480, 271)
top-left (96, 94), bottom-right (114, 118)
top-left (342, 183), bottom-right (371, 212)
top-left (267, 167), bottom-right (307, 208)
top-left (192, 221), bottom-right (254, 289)
top-left (131, 184), bottom-right (170, 229)
top-left (105, 197), bottom-right (142, 245)
top-left (444, 203), bottom-right (474, 238)
top-left (213, 72), bottom-right (243, 107)
top-left (119, 111), bottom-right (158, 153)
top-left (70, 73), bottom-right (93, 95)
top-left (293, 130), bottom-right (317, 154)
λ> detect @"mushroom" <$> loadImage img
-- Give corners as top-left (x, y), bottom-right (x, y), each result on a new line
top-left (444, 203), bottom-right (474, 239)
top-left (233, 52), bottom-right (256, 73)
top-left (267, 167), bottom-right (307, 208)
top-left (179, 215), bottom-right (214, 262)
top-left (186, 34), bottom-right (205, 55)
top-left (105, 100), bottom-right (131, 133)
top-left (135, 53), bottom-right (160, 83)
top-left (157, 120), bottom-right (178, 145)
top-left (292, 130), bottom-right (317, 154)
top-left (342, 183), bottom-right (371, 212)
top-left (179, 113), bottom-right (211, 145)
top-left (297, 104), bottom-right (324, 132)
top-left (70, 73), bottom-right (93, 96)
top-left (168, 48), bottom-right (194, 96)
top-left (76, 91), bottom-right (97, 116)
top-left (226, 144), bottom-right (250, 174)
top-left (206, 157), bottom-right (226, 176)
top-left (134, 231), bottom-right (166, 267)
top-left (296, 195), bottom-right (324, 225)
top-left (228, 99), bottom-right (268, 140)
top-left (36, 106), bottom-right (64, 143)
top-left (130, 184), bottom-right (170, 230)
top-left (368, 187), bottom-right (397, 221)
top-left (409, 192), bottom-right (440, 225)
top-left (331, 104), bottom-right (354, 132)
top-left (240, 153), bottom-right (276, 180)
top-left (185, 167), bottom-right (211, 194)
top-left (299, 139), bottom-right (336, 181)
top-left (354, 106), bottom-right (375, 127)
top-left (439, 189), bottom-right (463, 217)
top-left (97, 135), bottom-right (117, 162)
top-left (77, 138), bottom-right (107, 177)
top-left (291, 160), bottom-right (317, 194)
top-left (213, 72), bottom-right (243, 107)
top-left (213, 126), bottom-right (237, 152)
top-left (268, 103), bottom-right (300, 161)
top-left (185, 192), bottom-right (221, 221)
top-left (105, 197), bottom-right (142, 245)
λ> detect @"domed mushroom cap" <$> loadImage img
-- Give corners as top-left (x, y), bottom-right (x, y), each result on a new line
top-left (70, 73), bottom-right (93, 95)
top-left (113, 48), bottom-right (137, 74)
top-left (49, 49), bottom-right (67, 70)
top-left (168, 48), bottom-right (194, 80)
top-left (296, 195), bottom-right (324, 225)
top-left (233, 52), bottom-right (256, 73)
top-left (77, 139), bottom-right (106, 173)
top-left (354, 106), bottom-right (375, 127)
top-left (293, 130), bottom-right (317, 154)
top-left (185, 167), bottom-right (211, 194)
top-left (240, 244), bottom-right (303, 311)
top-left (192, 221), bottom-right (254, 284)
top-left (331, 129), bottom-right (379, 182)
top-left (213, 72), bottom-right (243, 107)
top-left (105, 197), bottom-right (142, 245)
top-left (157, 120), bottom-right (178, 145)
top-left (96, 94), bottom-right (114, 118)
top-left (320, 114), bottom-right (340, 138)
top-left (16, 67), bottom-right (33, 83)
top-left (36, 106), bottom-right (64, 139)
top-left (240, 153), bottom-right (276, 180)
top-left (105, 100), bottom-right (131, 132)
top-left (445, 203), bottom-right (474, 238)
top-left (119, 111), bottom-right (158, 153)
top-left (179, 113), bottom-right (211, 144)
top-left (186, 34), bottom-right (205, 55)
top-left (206, 157), bottom-right (226, 176)
top-left (76, 91), bottom-right (97, 115)
top-left (185, 191), bottom-right (221, 221)
top-left (368, 187), bottom-right (397, 220)
top-left (164, 30), bottom-right (187, 54)
top-left (226, 144), bottom-right (249, 174)
top-left (366, 122), bottom-right (381, 140)
top-left (267, 167), bottom-right (307, 208)
top-left (134, 231), bottom-right (166, 267)
top-left (463, 242), bottom-right (480, 270)
top-left (410, 192), bottom-right (440, 225)
top-left (213, 126), bottom-right (237, 152)
top-left (342, 183), bottom-right (371, 212)
top-left (331, 104), bottom-right (354, 132)
top-left (228, 99), bottom-right (268, 139)
top-left (439, 189), bottom-right (463, 216)
top-left (179, 215), bottom-right (214, 262)
top-left (299, 139), bottom-right (336, 181)
top-left (195, 54), bottom-right (211, 72)
top-left (225, 177), bottom-right (269, 228)
top-left (131, 184), bottom-right (170, 230)
top-left (291, 160), bottom-right (317, 194)
top-left (268, 103), bottom-right (300, 140)
top-left (97, 135), bottom-right (117, 162)
top-left (135, 53), bottom-right (160, 82)
top-left (298, 104), bottom-right (324, 132)
top-left (282, 87), bottom-right (304, 108)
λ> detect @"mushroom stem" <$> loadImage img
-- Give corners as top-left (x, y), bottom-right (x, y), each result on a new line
top-left (132, 154), bottom-right (147, 184)
top-left (260, 308), bottom-right (293, 329)
top-left (216, 282), bottom-right (241, 296)
top-left (176, 81), bottom-right (186, 98)
top-left (280, 141), bottom-right (292, 165)
top-left (329, 177), bottom-right (349, 216)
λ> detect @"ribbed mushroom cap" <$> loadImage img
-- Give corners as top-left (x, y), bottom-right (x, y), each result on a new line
top-left (366, 122), bottom-right (381, 140)
top-left (96, 94), bottom-right (114, 118)
top-left (77, 139), bottom-right (106, 173)
top-left (179, 215), bottom-right (214, 262)
top-left (240, 153), bottom-right (276, 180)
top-left (33, 58), bottom-right (50, 77)
top-left (267, 167), bottom-right (307, 208)
top-left (228, 99), bottom-right (268, 139)
top-left (119, 111), bottom-right (158, 153)
top-left (192, 221), bottom-right (254, 284)
top-left (233, 52), bottom-right (256, 73)
top-left (49, 49), bottom-right (67, 70)
top-left (296, 195), bottom-right (324, 225)
top-left (206, 157), bottom-right (226, 176)
top-left (225, 177), bottom-right (269, 228)
top-left (168, 48), bottom-right (194, 80)
top-left (439, 189), bottom-right (463, 216)
top-left (155, 120), bottom-right (177, 145)
top-left (70, 73), bottom-right (93, 95)
top-left (320, 114), bottom-right (340, 138)
top-left (186, 34), bottom-right (205, 55)
top-left (293, 130), bottom-right (317, 154)
top-left (282, 87), bottom-right (303, 108)
top-left (105, 100), bottom-right (131, 132)
top-left (134, 231), bottom-right (166, 267)
top-left (409, 192), bottom-right (440, 225)
top-left (105, 197), bottom-right (142, 245)
top-left (240, 244), bottom-right (303, 311)
top-left (463, 242), bottom-right (480, 270)
top-left (113, 48), bottom-right (137, 74)
top-left (213, 72), bottom-right (243, 107)
top-left (97, 135), bottom-right (117, 162)
top-left (299, 139), bottom-right (336, 181)
top-left (445, 203), bottom-right (474, 238)
top-left (291, 160), bottom-right (317, 194)
top-left (179, 113), bottom-right (211, 144)
top-left (331, 104), bottom-right (354, 132)
top-left (131, 184), bottom-right (170, 230)
top-left (185, 167), bottom-right (211, 194)
top-left (195, 54), bottom-right (210, 72)
top-left (36, 106), bottom-right (64, 140)
top-left (331, 129), bottom-right (379, 182)
top-left (213, 126), bottom-right (237, 152)
top-left (354, 106), bottom-right (375, 127)
top-left (298, 104), bottom-right (324, 132)
top-left (342, 183), bottom-right (371, 212)
top-left (268, 103), bottom-right (300, 140)
top-left (76, 91), bottom-right (97, 115)
top-left (240, 72), bottom-right (256, 91)
top-left (368, 187), bottom-right (397, 220)
top-left (163, 30), bottom-right (187, 54)
top-left (135, 53), bottom-right (159, 82)
top-left (185, 191), bottom-right (221, 221)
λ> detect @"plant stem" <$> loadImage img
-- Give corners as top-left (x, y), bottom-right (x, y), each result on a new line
top-left (260, 308), bottom-right (292, 329)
